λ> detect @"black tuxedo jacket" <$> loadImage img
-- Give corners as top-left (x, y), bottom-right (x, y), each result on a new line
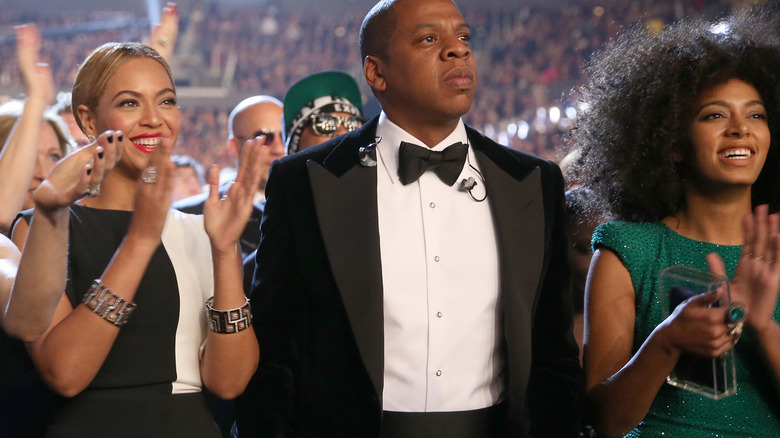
top-left (236, 118), bottom-right (582, 437)
top-left (173, 190), bottom-right (264, 260)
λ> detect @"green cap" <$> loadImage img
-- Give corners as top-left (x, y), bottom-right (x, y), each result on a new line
top-left (282, 71), bottom-right (363, 153)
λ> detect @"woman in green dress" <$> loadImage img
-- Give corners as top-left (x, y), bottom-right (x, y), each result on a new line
top-left (569, 7), bottom-right (780, 437)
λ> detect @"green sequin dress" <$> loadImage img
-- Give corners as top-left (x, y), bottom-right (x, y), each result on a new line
top-left (593, 221), bottom-right (780, 437)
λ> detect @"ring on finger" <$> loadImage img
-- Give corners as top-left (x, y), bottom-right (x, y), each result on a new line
top-left (84, 183), bottom-right (101, 198)
top-left (728, 322), bottom-right (743, 338)
top-left (725, 304), bottom-right (746, 325)
top-left (141, 166), bottom-right (158, 184)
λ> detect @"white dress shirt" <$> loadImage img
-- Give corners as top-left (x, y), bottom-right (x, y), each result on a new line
top-left (375, 112), bottom-right (503, 412)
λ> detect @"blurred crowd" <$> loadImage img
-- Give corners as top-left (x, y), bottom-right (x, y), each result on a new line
top-left (1, 1), bottom-right (778, 436)
top-left (0, 0), bottom-right (753, 168)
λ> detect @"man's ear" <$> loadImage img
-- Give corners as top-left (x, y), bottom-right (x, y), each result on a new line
top-left (364, 55), bottom-right (386, 93)
top-left (76, 104), bottom-right (96, 138)
top-left (227, 137), bottom-right (241, 159)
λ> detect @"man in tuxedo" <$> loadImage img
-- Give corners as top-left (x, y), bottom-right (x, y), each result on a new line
top-left (174, 95), bottom-right (284, 258)
top-left (237, 0), bottom-right (582, 436)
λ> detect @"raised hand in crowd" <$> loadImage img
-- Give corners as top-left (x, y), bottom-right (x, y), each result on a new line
top-left (0, 24), bottom-right (65, 235)
top-left (149, 2), bottom-right (179, 60)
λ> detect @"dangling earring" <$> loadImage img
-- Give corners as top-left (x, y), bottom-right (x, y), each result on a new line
top-left (87, 134), bottom-right (96, 142)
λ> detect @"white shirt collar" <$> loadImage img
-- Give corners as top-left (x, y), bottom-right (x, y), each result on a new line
top-left (375, 111), bottom-right (469, 184)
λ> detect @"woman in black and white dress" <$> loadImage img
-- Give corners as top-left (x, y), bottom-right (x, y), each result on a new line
top-left (12, 42), bottom-right (265, 437)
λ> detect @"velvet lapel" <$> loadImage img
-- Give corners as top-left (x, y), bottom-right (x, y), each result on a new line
top-left (306, 120), bottom-right (385, 399)
top-left (469, 127), bottom-right (545, 400)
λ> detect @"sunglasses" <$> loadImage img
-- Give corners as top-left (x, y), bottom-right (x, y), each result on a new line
top-left (309, 113), bottom-right (364, 137)
top-left (235, 128), bottom-right (277, 146)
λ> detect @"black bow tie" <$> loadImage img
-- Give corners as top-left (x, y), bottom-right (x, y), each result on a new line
top-left (398, 141), bottom-right (468, 186)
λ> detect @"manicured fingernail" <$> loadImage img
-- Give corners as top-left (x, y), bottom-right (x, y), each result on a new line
top-left (118, 135), bottom-right (124, 142)
top-left (108, 135), bottom-right (114, 143)
top-left (87, 168), bottom-right (92, 175)
top-left (98, 152), bottom-right (104, 159)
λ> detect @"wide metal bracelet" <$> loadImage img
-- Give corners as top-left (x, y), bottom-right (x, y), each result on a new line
top-left (81, 279), bottom-right (137, 327)
top-left (205, 296), bottom-right (252, 333)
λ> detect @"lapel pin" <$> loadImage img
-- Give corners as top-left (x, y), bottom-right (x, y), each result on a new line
top-left (358, 136), bottom-right (381, 168)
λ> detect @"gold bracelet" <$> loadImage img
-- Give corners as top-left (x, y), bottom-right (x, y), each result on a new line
top-left (205, 296), bottom-right (252, 333)
top-left (81, 279), bottom-right (137, 327)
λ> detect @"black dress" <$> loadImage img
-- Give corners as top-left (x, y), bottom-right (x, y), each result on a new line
top-left (0, 331), bottom-right (61, 437)
top-left (20, 205), bottom-right (221, 438)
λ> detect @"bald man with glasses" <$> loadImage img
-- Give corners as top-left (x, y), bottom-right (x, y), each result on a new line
top-left (174, 95), bottom-right (285, 258)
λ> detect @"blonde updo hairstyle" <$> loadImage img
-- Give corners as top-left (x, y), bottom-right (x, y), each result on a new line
top-left (71, 42), bottom-right (174, 135)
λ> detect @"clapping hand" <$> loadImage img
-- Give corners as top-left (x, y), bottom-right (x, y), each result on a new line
top-left (708, 205), bottom-right (780, 336)
top-left (128, 136), bottom-right (175, 246)
top-left (203, 137), bottom-right (265, 254)
top-left (32, 131), bottom-right (122, 212)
